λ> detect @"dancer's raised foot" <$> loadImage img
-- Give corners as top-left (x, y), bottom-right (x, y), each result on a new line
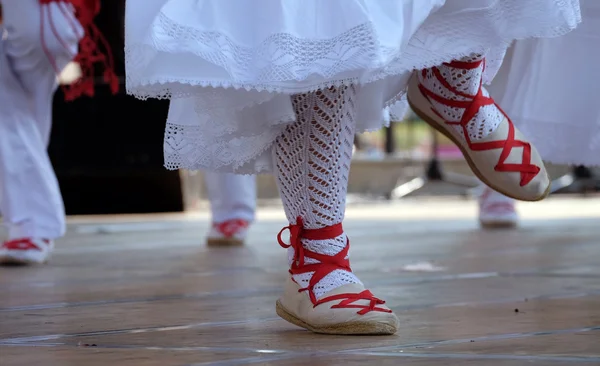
top-left (407, 56), bottom-right (550, 202)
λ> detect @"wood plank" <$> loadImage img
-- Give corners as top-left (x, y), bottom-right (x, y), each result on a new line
top-left (1, 197), bottom-right (599, 365)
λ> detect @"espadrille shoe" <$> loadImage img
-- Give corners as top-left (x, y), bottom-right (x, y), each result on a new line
top-left (407, 57), bottom-right (550, 202)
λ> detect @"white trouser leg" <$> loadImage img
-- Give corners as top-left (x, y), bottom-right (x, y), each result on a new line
top-left (0, 46), bottom-right (65, 240)
top-left (204, 172), bottom-right (256, 223)
top-left (0, 0), bottom-right (80, 240)
top-left (2, 0), bottom-right (81, 145)
top-left (477, 180), bottom-right (518, 228)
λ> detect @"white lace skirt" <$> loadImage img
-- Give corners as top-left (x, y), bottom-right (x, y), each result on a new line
top-left (125, 0), bottom-right (581, 173)
top-left (488, 0), bottom-right (599, 167)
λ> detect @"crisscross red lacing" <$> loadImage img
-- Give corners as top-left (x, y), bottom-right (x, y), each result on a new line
top-left (2, 238), bottom-right (50, 251)
top-left (419, 59), bottom-right (540, 186)
top-left (277, 217), bottom-right (391, 315)
top-left (39, 0), bottom-right (119, 101)
top-left (214, 219), bottom-right (249, 238)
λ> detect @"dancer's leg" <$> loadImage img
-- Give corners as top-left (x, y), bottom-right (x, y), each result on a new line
top-left (205, 172), bottom-right (256, 246)
top-left (0, 47), bottom-right (62, 264)
top-left (273, 86), bottom-right (398, 335)
top-left (477, 183), bottom-right (518, 229)
top-left (0, 0), bottom-right (78, 265)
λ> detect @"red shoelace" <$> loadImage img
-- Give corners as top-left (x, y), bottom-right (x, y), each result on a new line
top-left (277, 217), bottom-right (390, 315)
top-left (418, 59), bottom-right (540, 186)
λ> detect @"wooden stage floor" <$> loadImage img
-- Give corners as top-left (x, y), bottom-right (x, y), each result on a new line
top-left (1, 196), bottom-right (599, 365)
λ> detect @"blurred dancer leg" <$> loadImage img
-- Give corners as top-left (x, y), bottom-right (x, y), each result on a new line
top-left (0, 0), bottom-right (116, 265)
top-left (204, 172), bottom-right (256, 246)
top-left (0, 0), bottom-right (78, 264)
top-left (477, 185), bottom-right (519, 229)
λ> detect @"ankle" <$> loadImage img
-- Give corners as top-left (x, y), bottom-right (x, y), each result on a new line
top-left (419, 56), bottom-right (504, 142)
top-left (278, 218), bottom-right (361, 300)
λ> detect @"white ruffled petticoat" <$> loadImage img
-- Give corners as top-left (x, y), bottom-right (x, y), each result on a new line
top-left (125, 0), bottom-right (581, 173)
top-left (488, 0), bottom-right (599, 167)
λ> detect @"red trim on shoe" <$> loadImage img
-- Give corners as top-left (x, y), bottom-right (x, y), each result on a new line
top-left (213, 219), bottom-right (249, 238)
top-left (2, 238), bottom-right (50, 251)
top-left (418, 59), bottom-right (541, 186)
top-left (277, 217), bottom-right (391, 315)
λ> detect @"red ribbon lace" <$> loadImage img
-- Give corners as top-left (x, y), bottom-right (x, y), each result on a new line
top-left (39, 0), bottom-right (119, 101)
top-left (277, 217), bottom-right (391, 315)
top-left (419, 59), bottom-right (540, 186)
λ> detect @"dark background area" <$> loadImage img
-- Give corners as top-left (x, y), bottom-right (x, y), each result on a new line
top-left (48, 0), bottom-right (184, 215)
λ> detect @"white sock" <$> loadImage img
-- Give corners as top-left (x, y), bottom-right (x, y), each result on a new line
top-left (419, 54), bottom-right (505, 142)
top-left (273, 86), bottom-right (362, 300)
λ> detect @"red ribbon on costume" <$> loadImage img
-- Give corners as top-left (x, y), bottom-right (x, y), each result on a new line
top-left (39, 0), bottom-right (119, 101)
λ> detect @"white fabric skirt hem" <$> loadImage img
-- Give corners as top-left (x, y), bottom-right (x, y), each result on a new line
top-left (163, 105), bottom-right (403, 174)
top-left (124, 0), bottom-right (581, 173)
top-left (126, 1), bottom-right (581, 100)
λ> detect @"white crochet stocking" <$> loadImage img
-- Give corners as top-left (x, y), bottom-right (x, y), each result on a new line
top-left (419, 54), bottom-right (504, 141)
top-left (273, 86), bottom-right (361, 300)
